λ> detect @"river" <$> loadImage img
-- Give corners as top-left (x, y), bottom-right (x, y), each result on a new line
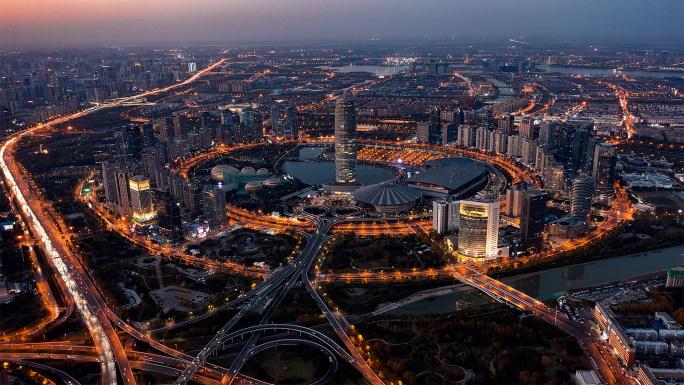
top-left (389, 246), bottom-right (683, 315)
top-left (536, 65), bottom-right (682, 78)
top-left (318, 65), bottom-right (408, 77)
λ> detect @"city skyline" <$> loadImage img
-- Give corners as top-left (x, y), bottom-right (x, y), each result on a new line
top-left (2, 0), bottom-right (683, 48)
top-left (1, 5), bottom-right (683, 384)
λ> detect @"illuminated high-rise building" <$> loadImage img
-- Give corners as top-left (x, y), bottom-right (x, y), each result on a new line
top-left (271, 104), bottom-right (280, 136)
top-left (115, 169), bottom-right (134, 216)
top-left (153, 186), bottom-right (183, 244)
top-left (592, 143), bottom-right (617, 194)
top-left (173, 113), bottom-right (188, 137)
top-left (570, 175), bottom-right (594, 221)
top-left (129, 175), bottom-right (155, 225)
top-left (203, 185), bottom-right (227, 227)
top-left (285, 106), bottom-right (298, 139)
top-left (519, 116), bottom-right (534, 140)
top-left (457, 197), bottom-right (500, 261)
top-left (334, 96), bottom-right (357, 184)
top-left (101, 158), bottom-right (119, 205)
top-left (520, 189), bottom-right (547, 248)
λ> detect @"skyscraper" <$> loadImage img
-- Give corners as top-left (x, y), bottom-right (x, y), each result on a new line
top-left (285, 106), bottom-right (298, 139)
top-left (153, 186), bottom-right (183, 244)
top-left (183, 181), bottom-right (204, 214)
top-left (240, 106), bottom-right (256, 140)
top-left (416, 122), bottom-right (430, 143)
top-left (115, 169), bottom-right (134, 216)
top-left (592, 143), bottom-right (617, 194)
top-left (475, 126), bottom-right (490, 151)
top-left (433, 199), bottom-right (460, 234)
top-left (433, 199), bottom-right (449, 234)
top-left (520, 189), bottom-right (547, 248)
top-left (203, 185), bottom-right (227, 227)
top-left (457, 196), bottom-right (500, 261)
top-left (498, 114), bottom-right (514, 135)
top-left (570, 175), bottom-right (594, 222)
top-left (101, 158), bottom-right (119, 205)
top-left (173, 113), bottom-right (188, 137)
top-left (519, 116), bottom-right (534, 140)
top-left (129, 175), bottom-right (155, 225)
top-left (334, 96), bottom-right (357, 184)
top-left (539, 121), bottom-right (558, 151)
top-left (441, 123), bottom-right (458, 145)
top-left (271, 104), bottom-right (280, 136)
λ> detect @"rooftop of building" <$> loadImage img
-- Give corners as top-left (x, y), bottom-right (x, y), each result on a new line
top-left (401, 157), bottom-right (487, 191)
top-left (353, 182), bottom-right (422, 206)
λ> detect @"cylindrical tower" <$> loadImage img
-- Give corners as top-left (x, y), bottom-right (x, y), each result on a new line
top-left (335, 96), bottom-right (357, 184)
top-left (570, 174), bottom-right (593, 221)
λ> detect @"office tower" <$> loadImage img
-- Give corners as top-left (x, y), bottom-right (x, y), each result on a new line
top-left (493, 130), bottom-right (508, 154)
top-left (571, 129), bottom-right (591, 170)
top-left (539, 121), bottom-right (558, 151)
top-left (520, 189), bottom-right (547, 248)
top-left (115, 169), bottom-right (134, 215)
top-left (433, 199), bottom-right (449, 234)
top-left (173, 113), bottom-right (188, 137)
top-left (129, 176), bottom-right (155, 225)
top-left (507, 135), bottom-right (522, 157)
top-left (101, 158), bottom-right (119, 204)
top-left (285, 106), bottom-right (298, 139)
top-left (417, 122), bottom-right (430, 143)
top-left (457, 197), bottom-right (500, 261)
top-left (183, 181), bottom-right (204, 214)
top-left (153, 186), bottom-right (183, 244)
top-left (240, 106), bottom-right (255, 140)
top-left (334, 96), bottom-right (357, 184)
top-left (203, 185), bottom-right (227, 227)
top-left (592, 143), bottom-right (617, 194)
top-left (475, 126), bottom-right (490, 151)
top-left (570, 175), bottom-right (594, 221)
top-left (158, 118), bottom-right (174, 141)
top-left (498, 114), bottom-right (514, 135)
top-left (585, 137), bottom-right (603, 173)
top-left (141, 123), bottom-right (155, 149)
top-left (520, 116), bottom-right (534, 140)
top-left (458, 125), bottom-right (475, 147)
top-left (251, 115), bottom-right (263, 140)
top-left (442, 123), bottom-right (458, 145)
top-left (271, 105), bottom-right (280, 135)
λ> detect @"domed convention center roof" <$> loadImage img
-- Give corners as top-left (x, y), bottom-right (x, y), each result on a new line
top-left (241, 167), bottom-right (256, 174)
top-left (354, 183), bottom-right (421, 206)
top-left (256, 168), bottom-right (269, 175)
top-left (211, 165), bottom-right (240, 181)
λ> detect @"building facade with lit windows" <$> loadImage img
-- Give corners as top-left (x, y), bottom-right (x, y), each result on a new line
top-left (129, 175), bottom-right (155, 225)
top-left (457, 196), bottom-right (499, 262)
top-left (334, 96), bottom-right (358, 185)
top-left (593, 302), bottom-right (636, 366)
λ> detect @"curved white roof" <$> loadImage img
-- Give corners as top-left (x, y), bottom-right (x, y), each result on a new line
top-left (354, 183), bottom-right (421, 206)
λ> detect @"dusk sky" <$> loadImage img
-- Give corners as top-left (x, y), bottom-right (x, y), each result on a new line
top-left (1, 0), bottom-right (682, 48)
